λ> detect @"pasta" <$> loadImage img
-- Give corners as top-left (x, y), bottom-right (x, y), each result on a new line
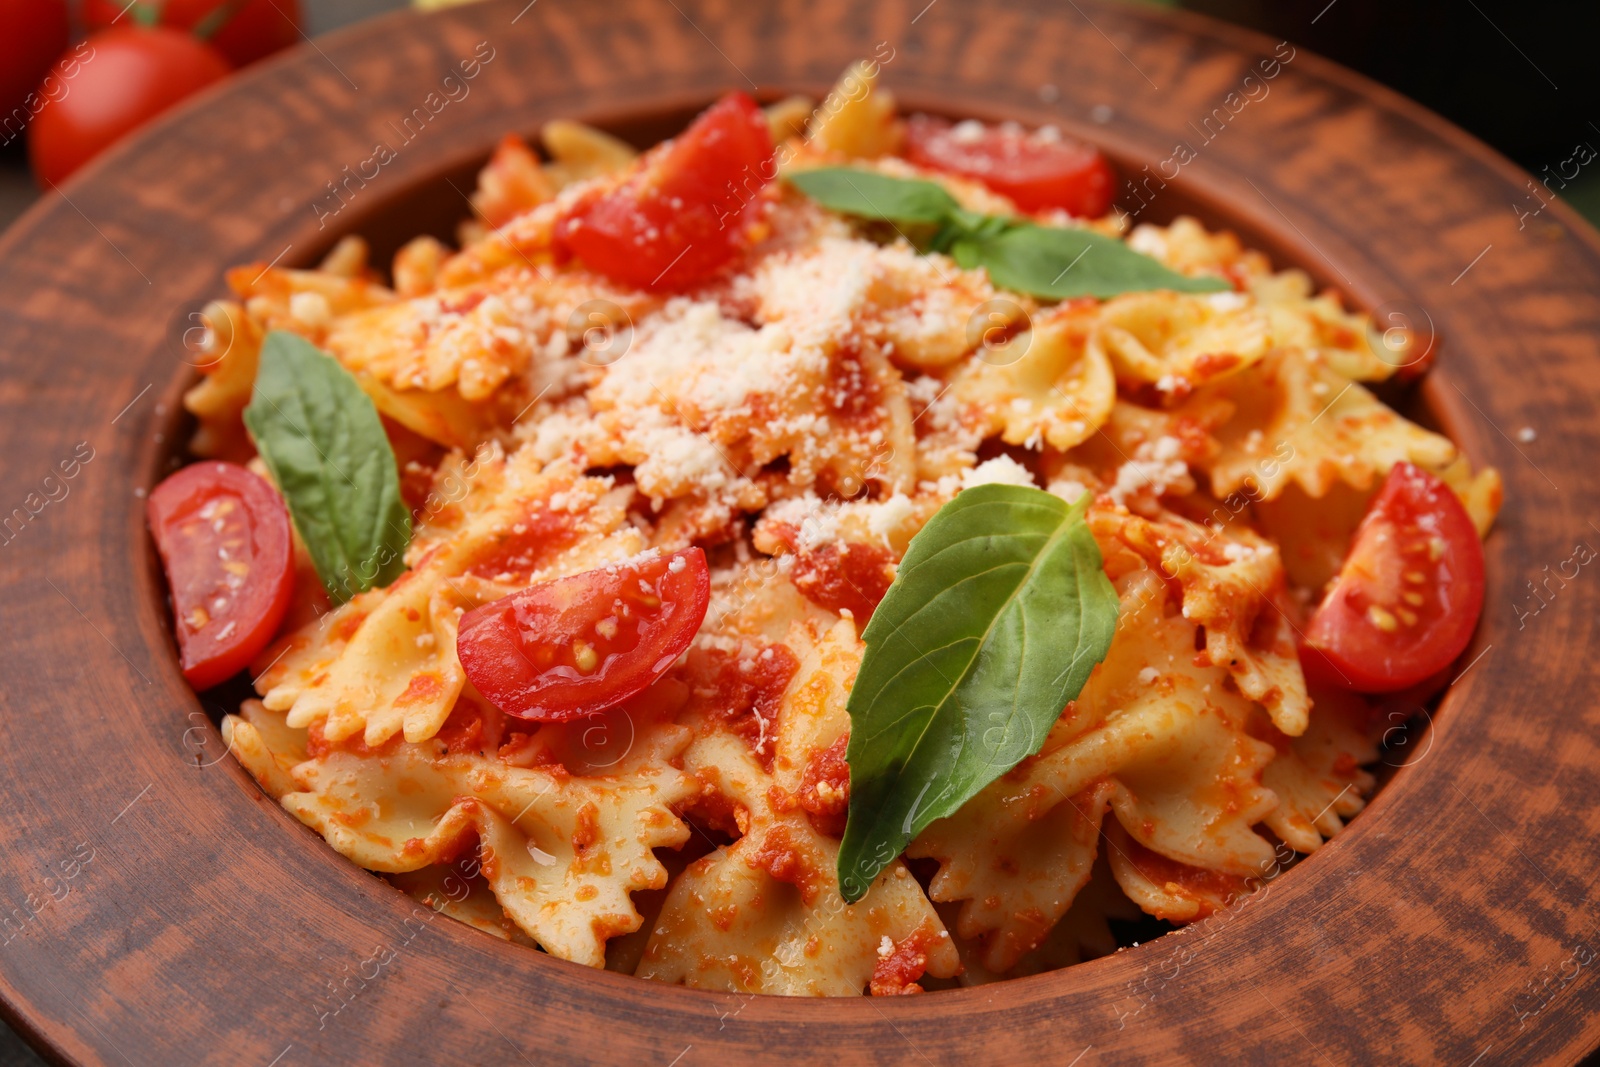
top-left (177, 65), bottom-right (1502, 996)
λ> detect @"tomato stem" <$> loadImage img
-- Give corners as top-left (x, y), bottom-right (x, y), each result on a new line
top-left (126, 1), bottom-right (165, 28)
top-left (192, 0), bottom-right (255, 41)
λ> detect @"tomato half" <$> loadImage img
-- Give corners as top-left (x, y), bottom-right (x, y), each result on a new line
top-left (148, 461), bottom-right (296, 690)
top-left (457, 548), bottom-right (711, 721)
top-left (28, 27), bottom-right (230, 186)
top-left (82, 0), bottom-right (303, 68)
top-left (554, 92), bottom-right (774, 291)
top-left (1302, 463), bottom-right (1485, 693)
top-left (904, 115), bottom-right (1116, 217)
top-left (0, 0), bottom-right (68, 118)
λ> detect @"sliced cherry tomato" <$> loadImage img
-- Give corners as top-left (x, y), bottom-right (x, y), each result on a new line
top-left (903, 114), bottom-right (1116, 217)
top-left (554, 92), bottom-right (774, 291)
top-left (457, 548), bottom-right (711, 721)
top-left (0, 0), bottom-right (68, 118)
top-left (1302, 463), bottom-right (1485, 693)
top-left (82, 0), bottom-right (303, 68)
top-left (28, 27), bottom-right (230, 186)
top-left (148, 461), bottom-right (296, 690)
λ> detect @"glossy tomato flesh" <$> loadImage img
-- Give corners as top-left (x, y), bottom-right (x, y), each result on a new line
top-left (148, 461), bottom-right (296, 690)
top-left (28, 27), bottom-right (230, 186)
top-left (554, 92), bottom-right (774, 291)
top-left (82, 0), bottom-right (303, 68)
top-left (1302, 462), bottom-right (1485, 693)
top-left (904, 114), bottom-right (1116, 217)
top-left (457, 548), bottom-right (711, 721)
top-left (0, 0), bottom-right (69, 117)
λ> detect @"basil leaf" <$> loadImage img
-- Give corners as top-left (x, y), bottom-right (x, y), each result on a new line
top-left (836, 485), bottom-right (1118, 903)
top-left (950, 222), bottom-right (1231, 299)
top-left (243, 331), bottom-right (411, 603)
top-left (786, 167), bottom-right (1230, 301)
top-left (927, 209), bottom-right (1014, 254)
top-left (786, 167), bottom-right (960, 224)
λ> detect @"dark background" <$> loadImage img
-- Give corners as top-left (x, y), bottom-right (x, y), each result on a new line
top-left (1, 0), bottom-right (1596, 1062)
top-left (2, 0), bottom-right (1597, 231)
top-left (1184, 0), bottom-right (1600, 222)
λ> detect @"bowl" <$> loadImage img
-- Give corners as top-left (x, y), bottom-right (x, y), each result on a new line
top-left (2, 0), bottom-right (1598, 1063)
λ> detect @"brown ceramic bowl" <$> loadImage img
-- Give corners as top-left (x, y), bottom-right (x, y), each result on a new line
top-left (2, 1), bottom-right (1598, 1063)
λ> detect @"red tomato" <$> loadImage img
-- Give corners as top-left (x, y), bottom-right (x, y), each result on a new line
top-left (147, 462), bottom-right (296, 691)
top-left (457, 548), bottom-right (711, 722)
top-left (82, 0), bottom-right (303, 68)
top-left (555, 92), bottom-right (774, 291)
top-left (1302, 463), bottom-right (1485, 693)
top-left (28, 27), bottom-right (230, 186)
top-left (0, 0), bottom-right (68, 118)
top-left (904, 114), bottom-right (1116, 217)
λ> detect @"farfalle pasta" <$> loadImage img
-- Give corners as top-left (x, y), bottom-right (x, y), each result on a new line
top-left (145, 64), bottom-right (1503, 997)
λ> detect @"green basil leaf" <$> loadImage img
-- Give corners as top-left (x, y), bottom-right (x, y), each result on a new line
top-left (950, 222), bottom-right (1231, 299)
top-left (243, 330), bottom-right (411, 603)
top-left (786, 167), bottom-right (1230, 301)
top-left (836, 485), bottom-right (1118, 903)
top-left (928, 209), bottom-right (1016, 254)
top-left (785, 167), bottom-right (961, 224)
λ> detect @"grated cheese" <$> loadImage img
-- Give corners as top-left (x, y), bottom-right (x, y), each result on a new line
top-left (960, 455), bottom-right (1037, 491)
top-left (1047, 479), bottom-right (1088, 504)
top-left (1107, 436), bottom-right (1188, 506)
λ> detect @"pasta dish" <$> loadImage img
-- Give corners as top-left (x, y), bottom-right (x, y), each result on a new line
top-left (145, 62), bottom-right (1499, 996)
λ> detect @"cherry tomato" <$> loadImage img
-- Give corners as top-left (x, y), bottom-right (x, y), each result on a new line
top-left (555, 92), bottom-right (774, 291)
top-left (82, 0), bottom-right (303, 69)
top-left (457, 548), bottom-right (711, 721)
top-left (148, 461), bottom-right (296, 691)
top-left (28, 27), bottom-right (230, 186)
top-left (1302, 463), bottom-right (1485, 693)
top-left (0, 0), bottom-right (68, 119)
top-left (904, 114), bottom-right (1116, 217)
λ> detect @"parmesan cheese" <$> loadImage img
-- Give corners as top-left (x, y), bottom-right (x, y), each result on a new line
top-left (960, 455), bottom-right (1037, 491)
top-left (1107, 435), bottom-right (1189, 505)
top-left (1047, 479), bottom-right (1088, 504)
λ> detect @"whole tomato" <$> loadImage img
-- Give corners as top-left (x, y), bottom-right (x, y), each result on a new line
top-left (82, 0), bottom-right (303, 68)
top-left (28, 27), bottom-right (231, 186)
top-left (0, 0), bottom-right (69, 119)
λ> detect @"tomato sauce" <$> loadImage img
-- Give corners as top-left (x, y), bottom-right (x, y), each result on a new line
top-left (305, 721), bottom-right (401, 761)
top-left (767, 519), bottom-right (894, 626)
top-left (797, 733), bottom-right (851, 838)
top-left (1123, 835), bottom-right (1252, 918)
top-left (793, 541), bottom-right (894, 626)
top-left (394, 671), bottom-right (445, 708)
top-left (571, 802), bottom-right (600, 851)
top-left (682, 644), bottom-right (800, 769)
top-left (683, 783), bottom-right (749, 839)
top-left (466, 503), bottom-right (578, 584)
top-left (744, 823), bottom-right (824, 905)
top-left (433, 697), bottom-right (502, 757)
top-left (869, 926), bottom-right (937, 996)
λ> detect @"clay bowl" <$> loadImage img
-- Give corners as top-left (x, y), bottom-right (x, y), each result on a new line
top-left (1, 0), bottom-right (1598, 1063)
